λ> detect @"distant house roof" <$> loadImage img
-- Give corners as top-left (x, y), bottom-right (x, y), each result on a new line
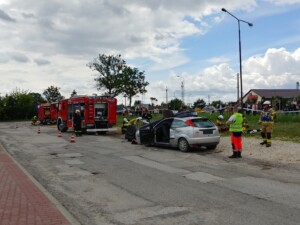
top-left (245, 89), bottom-right (300, 99)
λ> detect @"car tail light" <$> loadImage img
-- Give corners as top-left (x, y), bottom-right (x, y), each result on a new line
top-left (185, 120), bottom-right (195, 127)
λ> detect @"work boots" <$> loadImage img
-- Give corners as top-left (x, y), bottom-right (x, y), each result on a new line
top-left (260, 140), bottom-right (267, 145)
top-left (237, 151), bottom-right (242, 158)
top-left (229, 151), bottom-right (238, 158)
top-left (266, 143), bottom-right (271, 147)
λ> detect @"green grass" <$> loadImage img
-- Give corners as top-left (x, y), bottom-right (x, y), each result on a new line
top-left (198, 111), bottom-right (300, 143)
top-left (117, 111), bottom-right (300, 143)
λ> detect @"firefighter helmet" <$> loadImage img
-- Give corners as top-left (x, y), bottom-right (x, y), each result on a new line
top-left (218, 115), bottom-right (224, 120)
top-left (263, 100), bottom-right (271, 106)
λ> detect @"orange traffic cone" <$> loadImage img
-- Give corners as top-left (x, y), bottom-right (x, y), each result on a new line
top-left (37, 126), bottom-right (41, 134)
top-left (58, 130), bottom-right (62, 137)
top-left (70, 133), bottom-right (75, 143)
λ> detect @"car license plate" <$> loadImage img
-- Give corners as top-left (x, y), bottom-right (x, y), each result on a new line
top-left (203, 129), bottom-right (213, 134)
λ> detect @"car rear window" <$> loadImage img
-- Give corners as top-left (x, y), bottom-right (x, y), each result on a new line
top-left (191, 118), bottom-right (215, 128)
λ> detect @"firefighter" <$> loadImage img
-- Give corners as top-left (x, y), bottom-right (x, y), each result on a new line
top-left (31, 115), bottom-right (38, 126)
top-left (216, 115), bottom-right (229, 132)
top-left (226, 107), bottom-right (243, 158)
top-left (73, 109), bottom-right (82, 136)
top-left (242, 114), bottom-right (249, 133)
top-left (258, 100), bottom-right (275, 147)
top-left (142, 109), bottom-right (152, 122)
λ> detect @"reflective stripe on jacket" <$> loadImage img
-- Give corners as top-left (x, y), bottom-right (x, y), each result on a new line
top-left (259, 109), bottom-right (275, 124)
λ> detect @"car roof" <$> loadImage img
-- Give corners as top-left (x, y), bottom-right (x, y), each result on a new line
top-left (175, 116), bottom-right (208, 121)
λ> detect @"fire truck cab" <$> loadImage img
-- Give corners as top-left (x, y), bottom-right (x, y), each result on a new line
top-left (57, 95), bottom-right (117, 133)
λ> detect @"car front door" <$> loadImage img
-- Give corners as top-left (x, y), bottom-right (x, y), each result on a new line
top-left (139, 124), bottom-right (155, 144)
top-left (154, 118), bottom-right (173, 144)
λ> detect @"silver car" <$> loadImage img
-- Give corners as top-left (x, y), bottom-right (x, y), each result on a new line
top-left (136, 116), bottom-right (220, 152)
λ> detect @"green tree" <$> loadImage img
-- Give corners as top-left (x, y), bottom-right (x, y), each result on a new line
top-left (150, 97), bottom-right (158, 106)
top-left (87, 54), bottom-right (125, 97)
top-left (0, 89), bottom-right (38, 121)
top-left (119, 66), bottom-right (149, 106)
top-left (169, 98), bottom-right (183, 110)
top-left (193, 98), bottom-right (206, 108)
top-left (160, 101), bottom-right (168, 109)
top-left (134, 100), bottom-right (142, 107)
top-left (211, 100), bottom-right (224, 108)
top-left (43, 85), bottom-right (64, 102)
top-left (70, 90), bottom-right (77, 97)
top-left (29, 92), bottom-right (45, 116)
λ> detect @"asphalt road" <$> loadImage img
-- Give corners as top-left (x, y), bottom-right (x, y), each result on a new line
top-left (1, 121), bottom-right (300, 225)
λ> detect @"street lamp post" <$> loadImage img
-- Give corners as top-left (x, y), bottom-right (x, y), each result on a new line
top-left (222, 8), bottom-right (253, 110)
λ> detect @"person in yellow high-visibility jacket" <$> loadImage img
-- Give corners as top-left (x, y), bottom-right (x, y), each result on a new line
top-left (258, 101), bottom-right (276, 147)
top-left (226, 107), bottom-right (243, 158)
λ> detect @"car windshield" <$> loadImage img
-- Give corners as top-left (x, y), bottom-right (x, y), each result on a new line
top-left (191, 118), bottom-right (215, 128)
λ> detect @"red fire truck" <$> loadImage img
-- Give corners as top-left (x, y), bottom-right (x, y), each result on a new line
top-left (56, 95), bottom-right (117, 133)
top-left (37, 103), bottom-right (58, 125)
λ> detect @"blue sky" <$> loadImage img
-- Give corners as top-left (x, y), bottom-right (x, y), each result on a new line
top-left (1, 0), bottom-right (300, 105)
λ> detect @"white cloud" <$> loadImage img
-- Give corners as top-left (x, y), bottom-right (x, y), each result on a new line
top-left (1, 0), bottom-right (300, 105)
top-left (143, 47), bottom-right (300, 104)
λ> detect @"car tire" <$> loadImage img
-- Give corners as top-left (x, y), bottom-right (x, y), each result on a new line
top-left (125, 125), bottom-right (136, 141)
top-left (206, 145), bottom-right (217, 150)
top-left (178, 138), bottom-right (190, 152)
top-left (121, 126), bottom-right (127, 134)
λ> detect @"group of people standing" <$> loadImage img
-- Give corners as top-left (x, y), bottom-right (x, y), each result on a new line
top-left (223, 100), bottom-right (275, 159)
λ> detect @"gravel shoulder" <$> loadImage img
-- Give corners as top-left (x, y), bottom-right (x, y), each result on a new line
top-left (216, 136), bottom-right (300, 169)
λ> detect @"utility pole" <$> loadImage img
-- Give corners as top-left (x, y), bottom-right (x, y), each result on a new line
top-left (181, 80), bottom-right (184, 105)
top-left (166, 86), bottom-right (168, 108)
top-left (237, 73), bottom-right (240, 103)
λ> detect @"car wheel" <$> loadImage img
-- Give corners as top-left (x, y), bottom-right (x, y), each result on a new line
top-left (206, 145), bottom-right (217, 150)
top-left (178, 138), bottom-right (190, 152)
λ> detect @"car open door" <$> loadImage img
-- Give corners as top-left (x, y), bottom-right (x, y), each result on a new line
top-left (139, 124), bottom-right (154, 144)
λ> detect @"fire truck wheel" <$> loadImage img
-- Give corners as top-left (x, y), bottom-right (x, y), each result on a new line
top-left (57, 119), bottom-right (67, 132)
top-left (125, 125), bottom-right (136, 141)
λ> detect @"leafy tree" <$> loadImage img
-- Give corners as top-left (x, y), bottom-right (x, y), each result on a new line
top-left (119, 66), bottom-right (149, 106)
top-left (150, 97), bottom-right (158, 106)
top-left (160, 101), bottom-right (168, 109)
top-left (71, 90), bottom-right (77, 97)
top-left (43, 85), bottom-right (64, 102)
top-left (134, 100), bottom-right (142, 107)
top-left (29, 92), bottom-right (45, 116)
top-left (87, 54), bottom-right (125, 97)
top-left (169, 98), bottom-right (183, 110)
top-left (193, 98), bottom-right (206, 109)
top-left (0, 88), bottom-right (38, 121)
top-left (211, 100), bottom-right (224, 108)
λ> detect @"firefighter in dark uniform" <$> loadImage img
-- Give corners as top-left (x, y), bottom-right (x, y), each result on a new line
top-left (73, 109), bottom-right (82, 136)
top-left (142, 109), bottom-right (152, 122)
top-left (259, 101), bottom-right (275, 147)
